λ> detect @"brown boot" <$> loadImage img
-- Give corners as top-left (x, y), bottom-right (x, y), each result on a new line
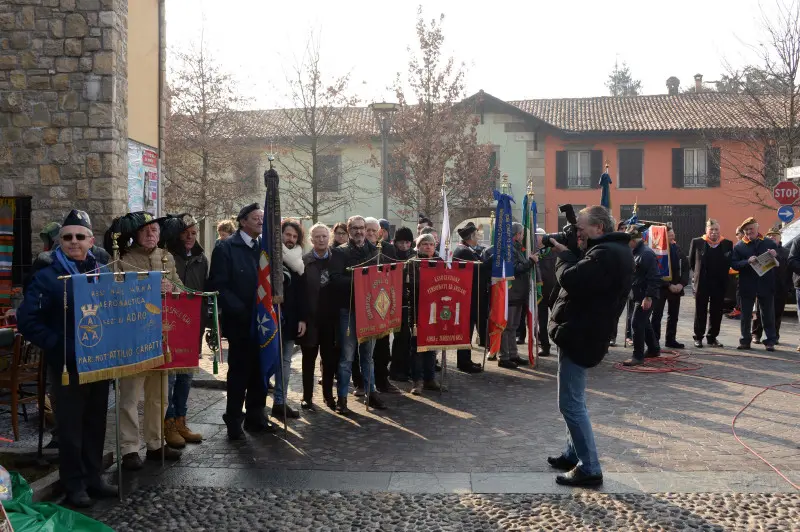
top-left (164, 418), bottom-right (186, 449)
top-left (176, 416), bottom-right (203, 443)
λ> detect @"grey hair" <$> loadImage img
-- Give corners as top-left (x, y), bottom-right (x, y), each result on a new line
top-left (706, 218), bottom-right (719, 227)
top-left (416, 233), bottom-right (435, 246)
top-left (346, 215), bottom-right (365, 230)
top-left (511, 222), bottom-right (524, 235)
top-left (308, 222), bottom-right (330, 243)
top-left (420, 226), bottom-right (437, 235)
top-left (364, 217), bottom-right (379, 227)
top-left (579, 206), bottom-right (615, 234)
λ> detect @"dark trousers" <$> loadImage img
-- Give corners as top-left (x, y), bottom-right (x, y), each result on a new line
top-left (477, 294), bottom-right (489, 346)
top-left (631, 301), bottom-right (659, 360)
top-left (741, 295), bottom-right (777, 345)
top-left (456, 315), bottom-right (478, 368)
top-left (537, 299), bottom-right (550, 348)
top-left (612, 299), bottom-right (634, 342)
top-left (753, 294), bottom-right (786, 341)
top-left (694, 288), bottom-right (725, 341)
top-left (516, 303), bottom-right (528, 341)
top-left (54, 375), bottom-right (109, 494)
top-left (652, 291), bottom-right (681, 343)
top-left (301, 323), bottom-right (337, 402)
top-left (225, 335), bottom-right (267, 420)
top-left (390, 311), bottom-right (412, 379)
top-left (373, 335), bottom-right (391, 388)
top-left (351, 354), bottom-right (362, 388)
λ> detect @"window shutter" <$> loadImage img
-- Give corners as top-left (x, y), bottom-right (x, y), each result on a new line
top-left (556, 151), bottom-right (568, 189)
top-left (707, 148), bottom-right (721, 187)
top-left (590, 150), bottom-right (603, 188)
top-left (672, 148), bottom-right (684, 188)
top-left (619, 149), bottom-right (643, 188)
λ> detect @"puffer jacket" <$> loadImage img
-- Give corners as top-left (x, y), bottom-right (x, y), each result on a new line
top-left (117, 245), bottom-right (179, 285)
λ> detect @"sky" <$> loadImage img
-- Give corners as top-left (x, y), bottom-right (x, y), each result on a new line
top-left (165, 0), bottom-right (773, 110)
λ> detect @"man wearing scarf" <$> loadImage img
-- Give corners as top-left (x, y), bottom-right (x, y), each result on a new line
top-left (273, 218), bottom-right (307, 421)
top-left (688, 219), bottom-right (733, 348)
top-left (731, 217), bottom-right (779, 351)
top-left (18, 210), bottom-right (117, 507)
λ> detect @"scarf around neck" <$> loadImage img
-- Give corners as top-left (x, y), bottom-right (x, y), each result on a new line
top-left (701, 234), bottom-right (725, 247)
top-left (282, 244), bottom-right (305, 275)
top-left (742, 234), bottom-right (764, 244)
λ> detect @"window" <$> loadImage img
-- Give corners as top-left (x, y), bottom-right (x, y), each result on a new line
top-left (316, 154), bottom-right (341, 193)
top-left (618, 149), bottom-right (643, 188)
top-left (387, 154), bottom-right (406, 191)
top-left (567, 151), bottom-right (591, 188)
top-left (778, 146), bottom-right (800, 175)
top-left (487, 150), bottom-right (499, 180)
top-left (683, 148), bottom-right (708, 187)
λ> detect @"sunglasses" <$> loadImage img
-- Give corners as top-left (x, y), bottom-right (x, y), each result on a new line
top-left (62, 233), bottom-right (88, 242)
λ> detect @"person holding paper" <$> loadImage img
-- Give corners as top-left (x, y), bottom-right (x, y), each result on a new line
top-left (731, 217), bottom-right (778, 351)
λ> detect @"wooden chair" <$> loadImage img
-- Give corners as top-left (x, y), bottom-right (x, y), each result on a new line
top-left (0, 334), bottom-right (45, 441)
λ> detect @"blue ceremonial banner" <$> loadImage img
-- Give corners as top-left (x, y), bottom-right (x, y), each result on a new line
top-left (69, 272), bottom-right (165, 384)
top-left (491, 189), bottom-right (515, 281)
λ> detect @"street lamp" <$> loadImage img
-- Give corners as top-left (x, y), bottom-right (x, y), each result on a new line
top-left (370, 101), bottom-right (400, 220)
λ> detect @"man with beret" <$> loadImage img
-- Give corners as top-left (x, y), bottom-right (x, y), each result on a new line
top-left (752, 227), bottom-right (790, 344)
top-left (209, 203), bottom-right (276, 439)
top-left (731, 217), bottom-right (779, 351)
top-left (451, 222), bottom-right (487, 373)
top-left (18, 210), bottom-right (117, 507)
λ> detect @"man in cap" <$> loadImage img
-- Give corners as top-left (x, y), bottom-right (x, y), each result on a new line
top-left (752, 226), bottom-right (790, 344)
top-left (622, 224), bottom-right (662, 366)
top-left (115, 212), bottom-right (182, 469)
top-left (389, 226), bottom-right (415, 382)
top-left (18, 210), bottom-right (117, 507)
top-left (498, 222), bottom-right (533, 369)
top-left (451, 222), bottom-right (487, 373)
top-left (209, 203), bottom-right (276, 439)
top-left (731, 217), bottom-right (779, 350)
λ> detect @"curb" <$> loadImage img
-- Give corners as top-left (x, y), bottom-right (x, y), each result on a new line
top-left (31, 451), bottom-right (114, 502)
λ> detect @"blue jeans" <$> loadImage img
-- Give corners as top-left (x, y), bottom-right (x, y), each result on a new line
top-left (273, 339), bottom-right (295, 405)
top-left (411, 338), bottom-right (436, 381)
top-left (165, 373), bottom-right (192, 419)
top-left (557, 350), bottom-right (601, 476)
top-left (338, 309), bottom-right (375, 399)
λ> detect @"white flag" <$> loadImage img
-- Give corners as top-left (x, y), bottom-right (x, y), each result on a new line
top-left (438, 188), bottom-right (451, 264)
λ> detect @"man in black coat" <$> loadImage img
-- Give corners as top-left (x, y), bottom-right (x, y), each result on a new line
top-left (497, 223), bottom-right (532, 369)
top-left (451, 222), bottom-right (487, 373)
top-left (651, 227), bottom-right (690, 349)
top-left (731, 217), bottom-right (779, 350)
top-left (622, 225), bottom-right (662, 366)
top-left (688, 219), bottom-right (733, 348)
top-left (531, 228), bottom-right (557, 357)
top-left (389, 226), bottom-right (415, 382)
top-left (752, 227), bottom-right (790, 344)
top-left (208, 203), bottom-right (275, 439)
top-left (547, 206), bottom-right (633, 488)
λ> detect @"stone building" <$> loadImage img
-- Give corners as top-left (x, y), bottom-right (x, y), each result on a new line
top-left (0, 0), bottom-right (166, 294)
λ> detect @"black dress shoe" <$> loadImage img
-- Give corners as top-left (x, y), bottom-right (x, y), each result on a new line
top-left (694, 339), bottom-right (703, 348)
top-left (65, 490), bottom-right (93, 508)
top-left (752, 336), bottom-right (762, 344)
top-left (272, 404), bottom-right (300, 420)
top-left (512, 356), bottom-right (530, 366)
top-left (644, 350), bottom-right (661, 358)
top-left (664, 340), bottom-right (684, 349)
top-left (87, 481), bottom-right (119, 499)
top-left (556, 466), bottom-right (603, 487)
top-left (146, 446), bottom-right (181, 461)
top-left (498, 359), bottom-right (518, 369)
top-left (121, 452), bottom-right (144, 471)
top-left (336, 397), bottom-right (351, 415)
top-left (707, 339), bottom-right (723, 348)
top-left (367, 392), bottom-right (387, 410)
top-left (223, 413), bottom-right (246, 440)
top-left (737, 343), bottom-right (751, 350)
top-left (765, 343), bottom-right (776, 352)
top-left (458, 363), bottom-right (483, 374)
top-left (300, 400), bottom-right (315, 411)
top-left (243, 413), bottom-right (276, 433)
top-left (324, 397), bottom-right (337, 411)
top-left (547, 455), bottom-right (577, 471)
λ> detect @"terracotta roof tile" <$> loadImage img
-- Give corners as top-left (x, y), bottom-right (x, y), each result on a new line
top-left (236, 107), bottom-right (377, 138)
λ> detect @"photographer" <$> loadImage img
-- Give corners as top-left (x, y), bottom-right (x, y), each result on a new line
top-left (547, 206), bottom-right (633, 488)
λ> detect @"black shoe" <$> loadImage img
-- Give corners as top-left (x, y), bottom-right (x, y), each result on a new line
top-left (324, 397), bottom-right (337, 411)
top-left (622, 358), bottom-right (644, 367)
top-left (222, 413), bottom-right (246, 440)
top-left (367, 392), bottom-right (387, 410)
top-left (45, 439), bottom-right (59, 450)
top-left (300, 400), bottom-right (315, 411)
top-left (537, 347), bottom-right (551, 357)
top-left (498, 359), bottom-right (518, 369)
top-left (458, 364), bottom-right (482, 374)
top-left (87, 481), bottom-right (119, 499)
top-left (435, 363), bottom-right (442, 372)
top-left (512, 356), bottom-right (530, 366)
top-left (146, 446), bottom-right (181, 461)
top-left (516, 337), bottom-right (526, 345)
top-left (271, 404), bottom-right (300, 420)
top-left (555, 466), bottom-right (603, 487)
top-left (644, 350), bottom-right (661, 358)
top-left (737, 343), bottom-right (751, 350)
top-left (336, 397), bottom-right (351, 415)
top-left (243, 412), bottom-right (277, 433)
top-left (694, 339), bottom-right (703, 348)
top-left (121, 452), bottom-right (144, 471)
top-left (765, 343), bottom-right (776, 352)
top-left (707, 339), bottom-right (723, 348)
top-left (547, 455), bottom-right (578, 471)
top-left (377, 381), bottom-right (402, 394)
top-left (487, 354), bottom-right (497, 361)
top-left (665, 340), bottom-right (684, 349)
top-left (65, 490), bottom-right (93, 508)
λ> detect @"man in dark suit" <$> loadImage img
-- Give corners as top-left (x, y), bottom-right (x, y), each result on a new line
top-left (451, 222), bottom-right (487, 373)
top-left (752, 227), bottom-right (790, 344)
top-left (688, 219), bottom-right (734, 348)
top-left (651, 227), bottom-right (690, 349)
top-left (208, 203), bottom-right (275, 439)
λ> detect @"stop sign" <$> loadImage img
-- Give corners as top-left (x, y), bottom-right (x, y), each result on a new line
top-left (773, 181), bottom-right (800, 205)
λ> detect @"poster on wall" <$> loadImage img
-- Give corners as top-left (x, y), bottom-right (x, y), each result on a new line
top-left (127, 140), bottom-right (159, 215)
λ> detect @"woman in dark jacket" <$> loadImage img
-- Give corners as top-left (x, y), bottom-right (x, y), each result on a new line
top-left (409, 234), bottom-right (443, 394)
top-left (300, 223), bottom-right (338, 411)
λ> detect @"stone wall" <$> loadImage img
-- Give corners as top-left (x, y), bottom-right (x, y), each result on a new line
top-left (0, 0), bottom-right (129, 245)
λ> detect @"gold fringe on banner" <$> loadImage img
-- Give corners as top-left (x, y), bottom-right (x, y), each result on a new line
top-left (356, 326), bottom-right (401, 345)
top-left (63, 355), bottom-right (167, 385)
top-left (152, 366), bottom-right (201, 376)
top-left (416, 343), bottom-right (471, 352)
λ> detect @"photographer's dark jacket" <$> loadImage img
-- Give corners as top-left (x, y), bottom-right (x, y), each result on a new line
top-left (329, 239), bottom-right (378, 310)
top-left (731, 236), bottom-right (778, 298)
top-left (630, 240), bottom-right (661, 302)
top-left (549, 232), bottom-right (633, 367)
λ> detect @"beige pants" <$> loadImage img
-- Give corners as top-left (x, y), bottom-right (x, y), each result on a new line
top-left (119, 372), bottom-right (167, 455)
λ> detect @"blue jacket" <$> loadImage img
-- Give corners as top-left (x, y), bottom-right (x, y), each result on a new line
top-left (207, 231), bottom-right (260, 340)
top-left (17, 251), bottom-right (105, 377)
top-left (732, 236), bottom-right (778, 298)
top-left (630, 240), bottom-right (661, 302)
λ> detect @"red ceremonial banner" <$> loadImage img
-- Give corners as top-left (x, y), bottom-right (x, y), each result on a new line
top-left (416, 261), bottom-right (474, 351)
top-left (156, 293), bottom-right (203, 370)
top-left (353, 263), bottom-right (403, 343)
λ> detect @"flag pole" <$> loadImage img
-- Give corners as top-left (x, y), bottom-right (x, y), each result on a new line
top-left (527, 179), bottom-right (539, 368)
top-left (111, 234), bottom-right (123, 500)
top-left (481, 207), bottom-right (494, 371)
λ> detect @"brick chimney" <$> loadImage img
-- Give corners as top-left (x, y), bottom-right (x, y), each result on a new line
top-left (666, 76), bottom-right (680, 95)
top-left (694, 73), bottom-right (703, 92)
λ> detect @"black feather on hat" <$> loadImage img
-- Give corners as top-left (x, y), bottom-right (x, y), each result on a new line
top-left (158, 214), bottom-right (188, 245)
top-left (457, 222), bottom-right (477, 240)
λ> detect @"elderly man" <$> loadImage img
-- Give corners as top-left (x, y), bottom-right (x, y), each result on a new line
top-left (451, 222), bottom-right (487, 373)
top-left (115, 213), bottom-right (181, 470)
top-left (732, 217), bottom-right (779, 351)
top-left (209, 203), bottom-right (275, 439)
top-left (622, 225), bottom-right (662, 366)
top-left (688, 219), bottom-right (733, 348)
top-left (18, 210), bottom-right (116, 507)
top-left (752, 227), bottom-right (790, 344)
top-left (330, 215), bottom-right (386, 414)
top-left (498, 222), bottom-right (533, 369)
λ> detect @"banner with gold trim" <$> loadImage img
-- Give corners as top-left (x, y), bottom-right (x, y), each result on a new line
top-left (353, 263), bottom-right (402, 343)
top-left (416, 260), bottom-right (473, 351)
top-left (155, 292), bottom-right (202, 371)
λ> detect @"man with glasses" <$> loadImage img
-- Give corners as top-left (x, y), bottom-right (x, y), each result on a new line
top-left (19, 210), bottom-right (117, 507)
top-left (329, 215), bottom-right (386, 414)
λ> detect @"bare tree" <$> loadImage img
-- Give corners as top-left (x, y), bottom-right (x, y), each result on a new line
top-left (164, 38), bottom-right (259, 221)
top-left (389, 7), bottom-right (495, 220)
top-left (708, 0), bottom-right (800, 209)
top-left (275, 33), bottom-right (373, 223)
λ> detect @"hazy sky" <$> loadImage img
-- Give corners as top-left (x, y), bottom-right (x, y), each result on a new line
top-left (166, 0), bottom-right (772, 109)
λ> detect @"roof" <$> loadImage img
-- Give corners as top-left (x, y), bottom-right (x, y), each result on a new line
top-left (506, 92), bottom-right (782, 133)
top-left (237, 107), bottom-right (377, 138)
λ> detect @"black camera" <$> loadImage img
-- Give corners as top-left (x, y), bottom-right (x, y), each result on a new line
top-left (542, 204), bottom-right (579, 250)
